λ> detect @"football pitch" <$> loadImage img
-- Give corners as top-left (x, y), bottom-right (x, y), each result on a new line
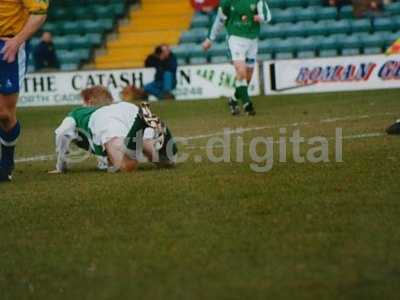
top-left (1, 89), bottom-right (400, 299)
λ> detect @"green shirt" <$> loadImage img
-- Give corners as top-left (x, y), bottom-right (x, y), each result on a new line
top-left (220, 0), bottom-right (263, 39)
top-left (68, 106), bottom-right (104, 155)
top-left (68, 106), bottom-right (98, 135)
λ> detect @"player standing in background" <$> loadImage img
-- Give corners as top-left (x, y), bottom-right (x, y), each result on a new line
top-left (0, 0), bottom-right (48, 182)
top-left (202, 0), bottom-right (271, 116)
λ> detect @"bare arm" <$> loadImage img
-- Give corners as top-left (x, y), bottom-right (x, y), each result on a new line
top-left (1, 14), bottom-right (47, 63)
top-left (50, 117), bottom-right (77, 174)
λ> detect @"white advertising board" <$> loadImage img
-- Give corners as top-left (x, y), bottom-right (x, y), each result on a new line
top-left (263, 54), bottom-right (400, 95)
top-left (19, 63), bottom-right (260, 107)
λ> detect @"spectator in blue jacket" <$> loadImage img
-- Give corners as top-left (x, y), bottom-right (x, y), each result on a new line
top-left (144, 44), bottom-right (177, 100)
top-left (33, 32), bottom-right (60, 71)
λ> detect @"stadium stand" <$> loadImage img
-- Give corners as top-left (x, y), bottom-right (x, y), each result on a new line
top-left (177, 0), bottom-right (400, 63)
top-left (29, 0), bottom-right (130, 72)
top-left (28, 0), bottom-right (400, 71)
top-left (94, 0), bottom-right (193, 69)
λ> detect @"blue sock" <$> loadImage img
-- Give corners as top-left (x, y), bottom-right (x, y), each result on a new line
top-left (0, 121), bottom-right (21, 174)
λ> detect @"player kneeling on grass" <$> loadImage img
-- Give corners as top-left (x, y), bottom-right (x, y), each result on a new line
top-left (202, 0), bottom-right (271, 116)
top-left (50, 86), bottom-right (177, 174)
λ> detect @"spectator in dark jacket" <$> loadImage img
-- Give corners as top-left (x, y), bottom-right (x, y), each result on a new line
top-left (144, 45), bottom-right (177, 100)
top-left (33, 32), bottom-right (60, 71)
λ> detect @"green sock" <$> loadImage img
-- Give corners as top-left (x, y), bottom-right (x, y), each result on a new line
top-left (235, 85), bottom-right (251, 107)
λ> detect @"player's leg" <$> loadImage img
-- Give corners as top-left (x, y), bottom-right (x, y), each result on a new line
top-left (242, 39), bottom-right (258, 116)
top-left (105, 137), bottom-right (138, 172)
top-left (0, 93), bottom-right (20, 181)
top-left (144, 81), bottom-right (163, 99)
top-left (228, 36), bottom-right (253, 115)
top-left (161, 71), bottom-right (176, 100)
top-left (0, 40), bottom-right (25, 181)
top-left (245, 39), bottom-right (258, 85)
top-left (142, 127), bottom-right (177, 167)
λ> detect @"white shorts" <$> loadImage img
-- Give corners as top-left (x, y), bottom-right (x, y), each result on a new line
top-left (89, 102), bottom-right (140, 147)
top-left (228, 35), bottom-right (258, 66)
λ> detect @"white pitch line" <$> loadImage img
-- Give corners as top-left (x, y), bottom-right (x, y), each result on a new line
top-left (14, 112), bottom-right (392, 164)
top-left (15, 154), bottom-right (55, 163)
top-left (185, 132), bottom-right (385, 150)
top-left (15, 132), bottom-right (386, 164)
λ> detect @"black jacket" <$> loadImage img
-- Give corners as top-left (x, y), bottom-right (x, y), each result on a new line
top-left (33, 41), bottom-right (60, 70)
top-left (145, 53), bottom-right (178, 84)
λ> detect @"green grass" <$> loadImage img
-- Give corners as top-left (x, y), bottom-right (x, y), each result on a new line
top-left (1, 89), bottom-right (400, 300)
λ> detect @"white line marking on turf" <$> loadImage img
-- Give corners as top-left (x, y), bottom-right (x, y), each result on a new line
top-left (15, 112), bottom-right (392, 164)
top-left (186, 132), bottom-right (385, 150)
top-left (15, 132), bottom-right (386, 163)
top-left (15, 154), bottom-right (55, 163)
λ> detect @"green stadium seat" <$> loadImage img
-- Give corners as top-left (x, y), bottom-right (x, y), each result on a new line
top-left (53, 36), bottom-right (70, 50)
top-left (61, 63), bottom-right (79, 71)
top-left (275, 39), bottom-right (296, 53)
top-left (295, 7), bottom-right (318, 22)
top-left (272, 9), bottom-right (296, 23)
top-left (50, 8), bottom-right (69, 21)
top-left (275, 52), bottom-right (294, 60)
top-left (305, 21), bottom-right (328, 36)
top-left (285, 22), bottom-right (308, 37)
top-left (208, 43), bottom-right (228, 57)
top-left (94, 5), bottom-right (116, 19)
top-left (177, 58), bottom-right (187, 65)
top-left (210, 56), bottom-right (230, 63)
top-left (394, 16), bottom-right (400, 29)
top-left (172, 44), bottom-right (191, 59)
top-left (374, 17), bottom-right (396, 32)
top-left (385, 2), bottom-right (400, 15)
top-left (305, 0), bottom-right (322, 6)
top-left (261, 24), bottom-right (286, 39)
top-left (363, 47), bottom-right (382, 54)
top-left (30, 37), bottom-right (40, 48)
top-left (180, 28), bottom-right (207, 43)
top-left (41, 22), bottom-right (57, 34)
top-left (76, 49), bottom-right (91, 60)
top-left (82, 20), bottom-right (106, 34)
top-left (330, 33), bottom-right (347, 47)
top-left (191, 14), bottom-right (209, 28)
top-left (341, 48), bottom-right (360, 56)
top-left (319, 35), bottom-right (339, 50)
top-left (359, 33), bottom-right (386, 48)
top-left (339, 5), bottom-right (353, 19)
top-left (258, 53), bottom-right (273, 61)
top-left (285, 0), bottom-right (305, 8)
top-left (319, 49), bottom-right (338, 57)
top-left (259, 38), bottom-right (280, 53)
top-left (269, 0), bottom-right (286, 9)
top-left (326, 19), bottom-right (352, 35)
top-left (110, 3), bottom-right (125, 17)
top-left (60, 51), bottom-right (81, 64)
top-left (74, 7), bottom-right (90, 20)
top-left (351, 19), bottom-right (372, 33)
top-left (72, 35), bottom-right (93, 49)
top-left (187, 45), bottom-right (206, 58)
top-left (318, 7), bottom-right (337, 20)
top-left (62, 21), bottom-right (82, 35)
top-left (189, 57), bottom-right (208, 65)
top-left (295, 37), bottom-right (318, 51)
top-left (340, 34), bottom-right (362, 49)
top-left (86, 33), bottom-right (102, 46)
top-left (297, 50), bottom-right (316, 58)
